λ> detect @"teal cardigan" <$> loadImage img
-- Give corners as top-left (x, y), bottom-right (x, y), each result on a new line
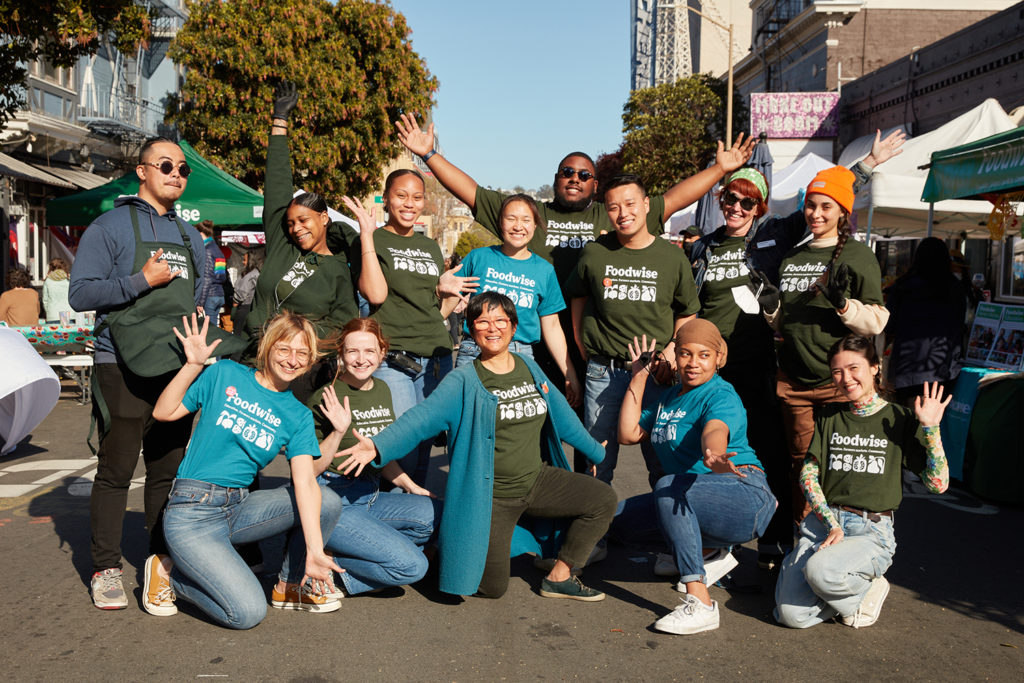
top-left (370, 354), bottom-right (605, 596)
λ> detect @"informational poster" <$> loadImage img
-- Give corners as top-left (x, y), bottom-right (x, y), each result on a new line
top-left (965, 302), bottom-right (1024, 369)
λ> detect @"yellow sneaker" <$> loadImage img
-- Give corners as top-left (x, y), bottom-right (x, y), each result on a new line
top-left (270, 582), bottom-right (341, 613)
top-left (142, 554), bottom-right (177, 616)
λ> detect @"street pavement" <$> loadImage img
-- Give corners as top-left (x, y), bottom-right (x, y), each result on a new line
top-left (1, 384), bottom-right (1022, 681)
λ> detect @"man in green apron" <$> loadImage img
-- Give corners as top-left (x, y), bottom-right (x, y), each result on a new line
top-left (69, 137), bottom-right (207, 613)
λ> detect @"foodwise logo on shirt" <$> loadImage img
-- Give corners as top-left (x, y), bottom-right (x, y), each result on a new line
top-left (484, 267), bottom-right (537, 308)
top-left (351, 404), bottom-right (393, 438)
top-left (601, 264), bottom-right (659, 302)
top-left (545, 220), bottom-right (595, 248)
top-left (149, 248), bottom-right (191, 281)
top-left (828, 432), bottom-right (889, 474)
top-left (388, 247), bottom-right (439, 276)
top-left (214, 385), bottom-right (281, 451)
top-left (651, 408), bottom-right (686, 444)
top-left (491, 381), bottom-right (547, 423)
top-left (704, 247), bottom-right (749, 283)
top-left (283, 258), bottom-right (316, 289)
top-left (780, 260), bottom-right (826, 293)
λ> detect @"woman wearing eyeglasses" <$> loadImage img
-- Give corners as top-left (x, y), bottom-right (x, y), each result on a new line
top-left (687, 130), bottom-right (905, 570)
top-left (454, 193), bottom-right (582, 406)
top-left (335, 292), bottom-right (616, 601)
top-left (242, 81), bottom-right (359, 399)
top-left (146, 312), bottom-right (343, 629)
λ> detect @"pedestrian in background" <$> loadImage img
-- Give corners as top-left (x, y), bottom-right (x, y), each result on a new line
top-left (42, 258), bottom-right (72, 323)
top-left (198, 220), bottom-right (227, 324)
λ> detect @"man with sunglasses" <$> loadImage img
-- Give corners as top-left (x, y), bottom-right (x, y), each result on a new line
top-left (70, 137), bottom-right (208, 613)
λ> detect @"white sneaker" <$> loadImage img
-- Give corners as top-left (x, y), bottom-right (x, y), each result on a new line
top-left (654, 594), bottom-right (720, 635)
top-left (653, 553), bottom-right (678, 577)
top-left (841, 577), bottom-right (890, 628)
top-left (674, 548), bottom-right (739, 593)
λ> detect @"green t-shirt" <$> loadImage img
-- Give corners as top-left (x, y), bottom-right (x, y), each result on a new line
top-left (565, 233), bottom-right (699, 360)
top-left (474, 187), bottom-right (667, 285)
top-left (474, 357), bottom-right (546, 498)
top-left (808, 403), bottom-right (928, 512)
top-left (307, 378), bottom-right (395, 476)
top-left (696, 235), bottom-right (774, 365)
top-left (777, 239), bottom-right (884, 387)
top-left (359, 229), bottom-right (450, 357)
top-left (274, 253), bottom-right (319, 304)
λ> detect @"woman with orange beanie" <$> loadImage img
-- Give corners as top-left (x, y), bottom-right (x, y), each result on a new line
top-left (756, 134), bottom-right (903, 525)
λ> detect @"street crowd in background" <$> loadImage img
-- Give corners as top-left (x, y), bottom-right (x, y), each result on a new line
top-left (67, 81), bottom-right (965, 636)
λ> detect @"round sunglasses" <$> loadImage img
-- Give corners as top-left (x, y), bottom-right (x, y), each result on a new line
top-left (142, 160), bottom-right (193, 178)
top-left (721, 191), bottom-right (758, 211)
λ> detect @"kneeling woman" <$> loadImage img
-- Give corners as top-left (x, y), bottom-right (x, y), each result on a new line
top-left (148, 313), bottom-right (342, 629)
top-left (301, 317), bottom-right (438, 596)
top-left (615, 320), bottom-right (776, 635)
top-left (774, 335), bottom-right (949, 629)
top-left (339, 292), bottom-right (617, 601)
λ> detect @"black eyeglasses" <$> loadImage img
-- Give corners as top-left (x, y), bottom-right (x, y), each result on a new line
top-left (142, 160), bottom-right (192, 178)
top-left (559, 166), bottom-right (594, 181)
top-left (722, 191), bottom-right (757, 211)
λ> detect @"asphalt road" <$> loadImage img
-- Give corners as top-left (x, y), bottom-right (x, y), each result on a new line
top-left (1, 386), bottom-right (1021, 681)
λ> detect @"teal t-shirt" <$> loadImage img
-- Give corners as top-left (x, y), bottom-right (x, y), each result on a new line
top-left (459, 245), bottom-right (564, 344)
top-left (639, 374), bottom-right (762, 475)
top-left (565, 233), bottom-right (699, 359)
top-left (307, 377), bottom-right (395, 475)
top-left (179, 360), bottom-right (320, 487)
top-left (474, 356), bottom-right (546, 498)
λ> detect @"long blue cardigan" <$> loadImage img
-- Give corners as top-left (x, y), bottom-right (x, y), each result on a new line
top-left (370, 354), bottom-right (605, 596)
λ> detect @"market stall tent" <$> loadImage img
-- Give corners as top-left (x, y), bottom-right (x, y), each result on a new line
top-left (46, 140), bottom-right (263, 226)
top-left (923, 125), bottom-right (1024, 201)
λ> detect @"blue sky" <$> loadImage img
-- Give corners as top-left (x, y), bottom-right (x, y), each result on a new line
top-left (390, 0), bottom-right (632, 190)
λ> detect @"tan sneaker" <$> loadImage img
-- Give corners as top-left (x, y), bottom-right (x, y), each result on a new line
top-left (270, 582), bottom-right (341, 613)
top-left (142, 554), bottom-right (177, 616)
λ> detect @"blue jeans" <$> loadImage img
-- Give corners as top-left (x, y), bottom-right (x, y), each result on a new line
top-left (612, 469), bottom-right (776, 584)
top-left (583, 359), bottom-right (663, 485)
top-left (372, 351), bottom-right (452, 486)
top-left (455, 339), bottom-right (534, 368)
top-left (163, 478), bottom-right (342, 630)
top-left (774, 509), bottom-right (896, 628)
top-left (203, 295), bottom-right (225, 321)
top-left (313, 474), bottom-right (438, 595)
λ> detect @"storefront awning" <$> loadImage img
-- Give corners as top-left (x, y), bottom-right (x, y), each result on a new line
top-left (923, 126), bottom-right (1024, 202)
top-left (0, 152), bottom-right (75, 189)
top-left (29, 163), bottom-right (112, 190)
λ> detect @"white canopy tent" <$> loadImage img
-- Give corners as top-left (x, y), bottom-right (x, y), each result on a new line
top-left (838, 99), bottom-right (1018, 238)
top-left (0, 328), bottom-right (59, 455)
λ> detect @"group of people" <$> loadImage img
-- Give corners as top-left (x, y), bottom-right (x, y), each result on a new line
top-left (68, 82), bottom-right (952, 636)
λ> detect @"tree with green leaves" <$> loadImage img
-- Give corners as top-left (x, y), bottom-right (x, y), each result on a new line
top-left (454, 225), bottom-right (499, 259)
top-left (167, 0), bottom-right (437, 200)
top-left (621, 74), bottom-right (748, 196)
top-left (0, 0), bottom-right (150, 127)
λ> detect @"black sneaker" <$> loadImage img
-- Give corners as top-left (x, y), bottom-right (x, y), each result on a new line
top-left (539, 575), bottom-right (605, 602)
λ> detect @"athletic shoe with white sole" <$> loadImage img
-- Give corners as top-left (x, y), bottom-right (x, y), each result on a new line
top-left (91, 567), bottom-right (128, 610)
top-left (653, 552), bottom-right (678, 577)
top-left (142, 554), bottom-right (177, 616)
top-left (271, 582), bottom-right (341, 613)
top-left (674, 548), bottom-right (739, 593)
top-left (539, 575), bottom-right (605, 602)
top-left (841, 576), bottom-right (890, 628)
top-left (654, 594), bottom-right (720, 635)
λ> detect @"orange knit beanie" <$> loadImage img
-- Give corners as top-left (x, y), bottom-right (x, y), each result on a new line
top-left (806, 166), bottom-right (855, 214)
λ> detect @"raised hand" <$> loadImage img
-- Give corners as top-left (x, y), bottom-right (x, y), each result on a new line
top-left (914, 381), bottom-right (952, 427)
top-left (142, 248), bottom-right (180, 288)
top-left (172, 313), bottom-right (222, 366)
top-left (337, 429), bottom-right (379, 477)
top-left (716, 133), bottom-right (755, 173)
top-left (627, 334), bottom-right (658, 377)
top-left (273, 81), bottom-right (298, 121)
top-left (319, 386), bottom-right (352, 436)
top-left (703, 448), bottom-right (745, 477)
top-left (395, 112), bottom-right (435, 158)
top-left (340, 195), bottom-right (379, 235)
top-left (863, 128), bottom-right (907, 168)
top-left (437, 263), bottom-right (479, 301)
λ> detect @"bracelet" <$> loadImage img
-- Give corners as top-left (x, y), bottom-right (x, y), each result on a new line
top-left (271, 120), bottom-right (288, 129)
top-left (421, 149), bottom-right (436, 162)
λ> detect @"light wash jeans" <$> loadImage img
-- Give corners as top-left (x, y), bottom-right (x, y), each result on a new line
top-left (372, 351), bottom-right (453, 486)
top-left (611, 469), bottom-right (776, 584)
top-left (455, 339), bottom-right (534, 368)
top-left (774, 508), bottom-right (896, 628)
top-left (303, 474), bottom-right (438, 595)
top-left (583, 359), bottom-right (663, 486)
top-left (163, 478), bottom-right (342, 630)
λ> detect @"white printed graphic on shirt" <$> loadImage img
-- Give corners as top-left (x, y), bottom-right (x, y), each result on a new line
top-left (703, 246), bottom-right (748, 283)
top-left (213, 385), bottom-right (282, 452)
top-left (600, 264), bottom-right (659, 302)
top-left (482, 266), bottom-right (537, 309)
top-left (827, 432), bottom-right (888, 474)
top-left (282, 257), bottom-right (316, 289)
top-left (651, 408), bottom-right (687, 444)
top-left (388, 247), bottom-right (439, 276)
top-left (149, 248), bottom-right (191, 281)
top-left (779, 259), bottom-right (827, 293)
top-left (351, 404), bottom-right (393, 438)
top-left (545, 219), bottom-right (596, 249)
top-left (490, 380), bottom-right (547, 423)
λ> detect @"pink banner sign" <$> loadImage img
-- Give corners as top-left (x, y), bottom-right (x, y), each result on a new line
top-left (750, 92), bottom-right (840, 139)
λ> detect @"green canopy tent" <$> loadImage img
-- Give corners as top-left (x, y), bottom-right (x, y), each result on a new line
top-left (46, 140), bottom-right (263, 226)
top-left (923, 126), bottom-right (1024, 201)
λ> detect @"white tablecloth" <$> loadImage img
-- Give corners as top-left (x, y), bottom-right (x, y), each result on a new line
top-left (0, 328), bottom-right (60, 455)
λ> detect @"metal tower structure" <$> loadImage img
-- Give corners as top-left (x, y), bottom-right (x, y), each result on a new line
top-left (654, 1), bottom-right (693, 85)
